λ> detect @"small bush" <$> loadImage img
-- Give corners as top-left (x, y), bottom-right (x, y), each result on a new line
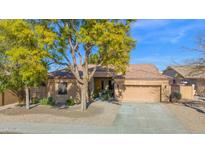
top-left (101, 93), bottom-right (109, 101)
top-left (39, 98), bottom-right (49, 105)
top-left (32, 98), bottom-right (40, 104)
top-left (92, 90), bottom-right (113, 101)
top-left (170, 92), bottom-right (182, 102)
top-left (101, 90), bottom-right (112, 101)
top-left (39, 97), bottom-right (55, 106)
top-left (47, 96), bottom-right (55, 106)
top-left (66, 98), bottom-right (75, 106)
top-left (93, 91), bottom-right (99, 99)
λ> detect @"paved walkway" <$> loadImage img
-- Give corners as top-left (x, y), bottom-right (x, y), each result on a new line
top-left (0, 103), bottom-right (187, 133)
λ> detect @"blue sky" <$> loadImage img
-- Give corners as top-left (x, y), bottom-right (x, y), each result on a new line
top-left (130, 19), bottom-right (205, 71)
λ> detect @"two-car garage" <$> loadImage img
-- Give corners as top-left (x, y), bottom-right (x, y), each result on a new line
top-left (121, 85), bottom-right (161, 102)
top-left (114, 64), bottom-right (170, 103)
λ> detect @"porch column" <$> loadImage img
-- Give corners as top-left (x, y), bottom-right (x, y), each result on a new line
top-left (113, 80), bottom-right (116, 99)
top-left (90, 78), bottom-right (94, 96)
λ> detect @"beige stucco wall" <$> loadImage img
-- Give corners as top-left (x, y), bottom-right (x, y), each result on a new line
top-left (47, 79), bottom-right (81, 104)
top-left (171, 85), bottom-right (194, 100)
top-left (0, 91), bottom-right (18, 106)
top-left (4, 91), bottom-right (18, 105)
top-left (114, 79), bottom-right (170, 102)
top-left (44, 78), bottom-right (170, 104)
top-left (93, 72), bottom-right (113, 78)
top-left (0, 93), bottom-right (2, 106)
top-left (180, 85), bottom-right (194, 100)
top-left (30, 86), bottom-right (47, 99)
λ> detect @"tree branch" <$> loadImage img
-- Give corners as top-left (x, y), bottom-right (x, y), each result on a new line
top-left (65, 36), bottom-right (85, 84)
top-left (52, 57), bottom-right (68, 66)
top-left (76, 49), bottom-right (83, 66)
top-left (88, 59), bottom-right (104, 81)
top-left (71, 19), bottom-right (77, 32)
top-left (60, 51), bottom-right (83, 84)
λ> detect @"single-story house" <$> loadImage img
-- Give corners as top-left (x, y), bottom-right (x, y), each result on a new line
top-left (0, 64), bottom-right (170, 106)
top-left (163, 65), bottom-right (205, 96)
top-left (47, 64), bottom-right (170, 103)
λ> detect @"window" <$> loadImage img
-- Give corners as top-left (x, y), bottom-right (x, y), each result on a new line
top-left (58, 82), bottom-right (67, 95)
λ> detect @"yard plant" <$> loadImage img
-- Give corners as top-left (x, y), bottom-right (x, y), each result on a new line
top-left (42, 19), bottom-right (136, 111)
top-left (170, 92), bottom-right (182, 102)
top-left (0, 20), bottom-right (56, 109)
top-left (66, 98), bottom-right (75, 106)
top-left (0, 19), bottom-right (136, 111)
top-left (39, 97), bottom-right (55, 106)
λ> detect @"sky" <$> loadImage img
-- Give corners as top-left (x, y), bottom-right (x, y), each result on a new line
top-left (50, 19), bottom-right (205, 72)
top-left (129, 19), bottom-right (205, 71)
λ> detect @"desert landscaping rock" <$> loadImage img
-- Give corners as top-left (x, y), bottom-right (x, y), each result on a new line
top-left (166, 101), bottom-right (205, 133)
top-left (0, 102), bottom-right (120, 127)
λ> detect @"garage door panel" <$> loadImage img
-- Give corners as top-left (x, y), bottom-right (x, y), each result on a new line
top-left (122, 85), bottom-right (161, 102)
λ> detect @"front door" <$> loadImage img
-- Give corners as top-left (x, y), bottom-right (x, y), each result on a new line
top-left (94, 78), bottom-right (114, 96)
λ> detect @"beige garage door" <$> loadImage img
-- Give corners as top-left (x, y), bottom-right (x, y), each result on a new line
top-left (122, 85), bottom-right (161, 102)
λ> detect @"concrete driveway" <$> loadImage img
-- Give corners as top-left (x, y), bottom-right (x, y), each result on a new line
top-left (113, 103), bottom-right (187, 133)
top-left (0, 102), bottom-right (187, 133)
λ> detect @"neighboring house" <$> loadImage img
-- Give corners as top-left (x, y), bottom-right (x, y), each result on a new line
top-left (47, 64), bottom-right (170, 103)
top-left (163, 65), bottom-right (205, 96)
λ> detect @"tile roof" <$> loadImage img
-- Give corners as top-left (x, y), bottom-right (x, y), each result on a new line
top-left (168, 65), bottom-right (205, 79)
top-left (48, 69), bottom-right (76, 79)
top-left (49, 64), bottom-right (168, 80)
top-left (117, 64), bottom-right (168, 80)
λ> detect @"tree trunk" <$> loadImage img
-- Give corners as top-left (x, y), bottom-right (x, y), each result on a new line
top-left (81, 81), bottom-right (88, 111)
top-left (25, 87), bottom-right (30, 110)
top-left (2, 92), bottom-right (4, 106)
top-left (81, 49), bottom-right (89, 111)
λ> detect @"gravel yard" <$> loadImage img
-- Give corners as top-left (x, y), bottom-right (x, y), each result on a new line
top-left (165, 100), bottom-right (205, 133)
top-left (0, 101), bottom-right (120, 126)
top-left (1, 100), bottom-right (205, 133)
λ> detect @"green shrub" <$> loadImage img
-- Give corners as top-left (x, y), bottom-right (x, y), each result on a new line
top-left (39, 97), bottom-right (55, 106)
top-left (93, 91), bottom-right (99, 99)
top-left (92, 90), bottom-right (113, 101)
top-left (170, 92), bottom-right (182, 102)
top-left (32, 98), bottom-right (40, 104)
top-left (66, 98), bottom-right (75, 106)
top-left (39, 98), bottom-right (49, 105)
top-left (101, 90), bottom-right (112, 101)
top-left (47, 96), bottom-right (55, 106)
top-left (101, 93), bottom-right (109, 101)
